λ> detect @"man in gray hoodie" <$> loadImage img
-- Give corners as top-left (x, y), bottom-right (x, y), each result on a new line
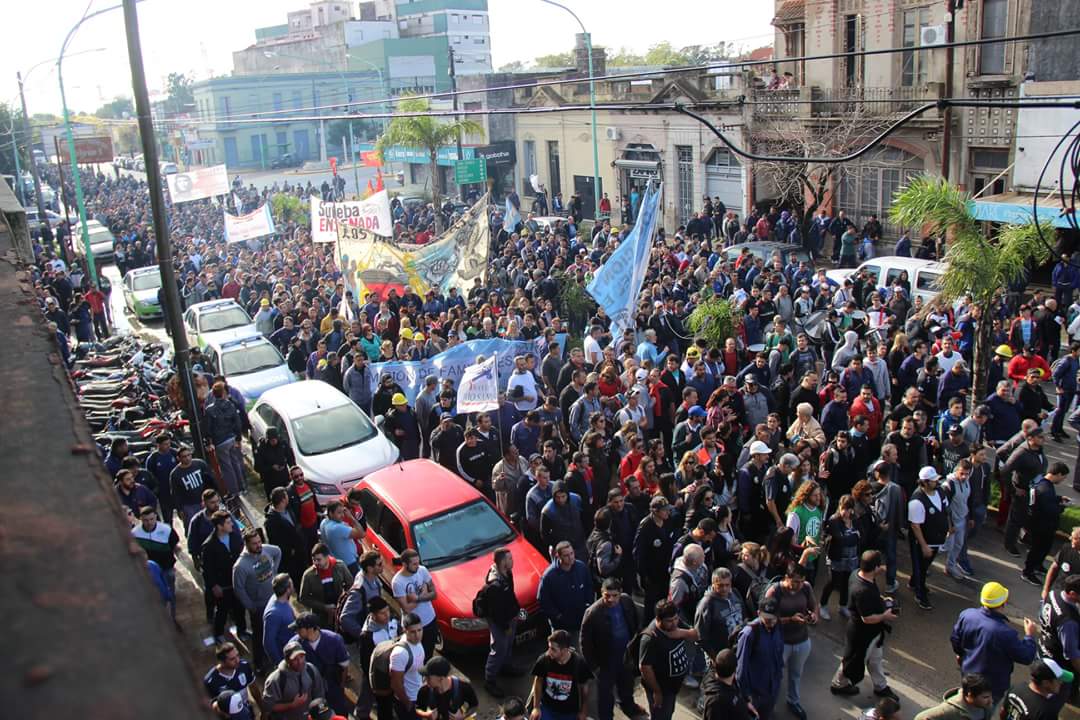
top-left (263, 642), bottom-right (327, 720)
top-left (233, 528), bottom-right (282, 672)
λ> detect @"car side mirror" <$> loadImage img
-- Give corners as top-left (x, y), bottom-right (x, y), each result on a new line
top-left (374, 414), bottom-right (385, 428)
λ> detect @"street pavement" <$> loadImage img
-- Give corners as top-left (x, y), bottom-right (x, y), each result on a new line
top-left (99, 270), bottom-right (1080, 719)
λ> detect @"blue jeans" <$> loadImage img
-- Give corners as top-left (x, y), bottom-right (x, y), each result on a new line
top-left (596, 656), bottom-right (636, 720)
top-left (881, 531), bottom-right (898, 587)
top-left (961, 506), bottom-right (986, 570)
top-left (1052, 391), bottom-right (1076, 435)
top-left (783, 638), bottom-right (812, 706)
top-left (485, 618), bottom-right (517, 682)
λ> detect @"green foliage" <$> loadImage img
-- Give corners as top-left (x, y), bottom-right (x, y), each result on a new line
top-left (687, 293), bottom-right (743, 349)
top-left (0, 102), bottom-right (26, 178)
top-left (164, 72), bottom-right (194, 116)
top-left (95, 96), bottom-right (133, 119)
top-left (271, 194), bottom-right (309, 226)
top-left (533, 51), bottom-right (574, 67)
top-left (558, 277), bottom-right (594, 334)
top-left (497, 60), bottom-right (526, 73)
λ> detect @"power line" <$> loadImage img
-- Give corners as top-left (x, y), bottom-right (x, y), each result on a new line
top-left (164, 26), bottom-right (1080, 125)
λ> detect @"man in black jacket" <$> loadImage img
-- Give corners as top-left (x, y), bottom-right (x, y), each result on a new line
top-left (580, 578), bottom-right (646, 720)
top-left (1003, 427), bottom-right (1048, 557)
top-left (201, 510), bottom-right (247, 642)
top-left (701, 649), bottom-right (753, 720)
top-left (480, 548), bottom-right (521, 698)
top-left (634, 496), bottom-right (679, 616)
top-left (265, 487), bottom-right (307, 588)
top-left (254, 428), bottom-right (295, 499)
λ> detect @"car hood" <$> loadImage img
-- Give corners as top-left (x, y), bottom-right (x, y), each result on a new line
top-left (300, 434), bottom-right (399, 493)
top-left (430, 537), bottom-right (548, 616)
top-left (825, 269), bottom-right (849, 286)
top-left (200, 325), bottom-right (260, 346)
top-left (131, 288), bottom-right (160, 305)
top-left (228, 366), bottom-right (295, 407)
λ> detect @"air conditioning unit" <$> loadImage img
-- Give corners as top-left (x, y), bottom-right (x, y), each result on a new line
top-left (921, 25), bottom-right (946, 47)
top-left (605, 126), bottom-right (621, 141)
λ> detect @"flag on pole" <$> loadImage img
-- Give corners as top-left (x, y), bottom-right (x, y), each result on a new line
top-left (586, 181), bottom-right (663, 336)
top-left (504, 196), bottom-right (521, 234)
top-left (456, 355), bottom-right (499, 413)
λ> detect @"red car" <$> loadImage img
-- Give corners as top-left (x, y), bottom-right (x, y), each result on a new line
top-left (353, 459), bottom-right (551, 649)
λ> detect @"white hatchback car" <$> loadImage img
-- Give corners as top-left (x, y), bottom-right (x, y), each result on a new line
top-left (249, 380), bottom-right (400, 501)
top-left (183, 299), bottom-right (259, 350)
top-left (203, 336), bottom-right (295, 410)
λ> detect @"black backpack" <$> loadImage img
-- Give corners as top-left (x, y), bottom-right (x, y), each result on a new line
top-left (622, 626), bottom-right (655, 677)
top-left (472, 580), bottom-right (494, 619)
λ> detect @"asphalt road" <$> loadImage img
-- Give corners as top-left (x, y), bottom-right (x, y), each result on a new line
top-left (100, 268), bottom-right (1080, 719)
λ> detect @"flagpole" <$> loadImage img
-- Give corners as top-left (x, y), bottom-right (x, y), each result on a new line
top-left (493, 350), bottom-right (505, 460)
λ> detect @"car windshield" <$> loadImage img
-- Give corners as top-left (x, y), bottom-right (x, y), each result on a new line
top-left (290, 403), bottom-right (377, 455)
top-left (222, 343), bottom-right (283, 376)
top-left (413, 500), bottom-right (517, 567)
top-left (132, 273), bottom-right (162, 291)
top-left (198, 307), bottom-right (251, 333)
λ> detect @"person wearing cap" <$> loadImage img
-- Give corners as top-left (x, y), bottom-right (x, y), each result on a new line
top-left (735, 596), bottom-right (785, 720)
top-left (1001, 659), bottom-right (1072, 720)
top-left (951, 581), bottom-right (1038, 704)
top-left (213, 688), bottom-right (255, 720)
top-left (908, 466), bottom-right (952, 610)
top-left (736, 441), bottom-right (774, 543)
top-left (263, 641), bottom-right (327, 720)
top-left (1008, 344), bottom-right (1052, 386)
top-left (430, 413), bottom-right (465, 474)
top-left (255, 297), bottom-right (276, 337)
top-left (1003, 425), bottom-right (1048, 557)
top-left (415, 655), bottom-right (479, 720)
top-left (288, 612), bottom-right (352, 715)
top-left (1023, 462), bottom-right (1071, 584)
top-left (384, 392), bottom-right (421, 461)
top-left (307, 697), bottom-right (346, 720)
top-left (633, 495), bottom-right (679, 614)
top-left (740, 373), bottom-right (774, 429)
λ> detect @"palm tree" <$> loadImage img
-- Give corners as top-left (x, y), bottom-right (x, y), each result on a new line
top-left (375, 96), bottom-right (483, 233)
top-left (890, 175), bottom-right (1051, 400)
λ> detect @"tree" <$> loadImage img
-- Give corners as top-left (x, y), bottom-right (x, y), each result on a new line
top-left (890, 175), bottom-right (1050, 400)
top-left (165, 72), bottom-right (194, 117)
top-left (497, 60), bottom-right (525, 73)
top-left (114, 125), bottom-right (140, 155)
top-left (687, 291), bottom-right (743, 349)
top-left (374, 96), bottom-right (483, 233)
top-left (643, 42), bottom-right (690, 67)
top-left (0, 102), bottom-right (27, 178)
top-left (606, 47), bottom-right (646, 66)
top-left (95, 96), bottom-right (133, 119)
top-left (534, 51), bottom-right (574, 67)
top-left (751, 103), bottom-right (911, 247)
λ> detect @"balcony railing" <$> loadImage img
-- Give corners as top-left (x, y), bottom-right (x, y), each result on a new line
top-left (751, 85), bottom-right (941, 120)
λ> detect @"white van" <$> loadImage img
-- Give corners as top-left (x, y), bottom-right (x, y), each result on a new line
top-left (825, 256), bottom-right (946, 305)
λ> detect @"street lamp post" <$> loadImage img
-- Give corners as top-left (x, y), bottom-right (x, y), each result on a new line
top-left (17, 49), bottom-right (107, 253)
top-left (540, 0), bottom-right (600, 220)
top-left (59, 4), bottom-right (125, 287)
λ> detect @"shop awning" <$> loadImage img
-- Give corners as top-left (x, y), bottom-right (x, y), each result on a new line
top-left (967, 191), bottom-right (1074, 229)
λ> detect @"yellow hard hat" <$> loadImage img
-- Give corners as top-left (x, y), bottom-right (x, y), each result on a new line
top-left (391, 392), bottom-right (408, 406)
top-left (401, 328), bottom-right (414, 340)
top-left (980, 581), bottom-right (1009, 608)
top-left (995, 344), bottom-right (1014, 358)
top-left (413, 333), bottom-right (425, 341)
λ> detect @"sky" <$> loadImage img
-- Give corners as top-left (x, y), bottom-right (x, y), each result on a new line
top-left (0, 0), bottom-right (775, 117)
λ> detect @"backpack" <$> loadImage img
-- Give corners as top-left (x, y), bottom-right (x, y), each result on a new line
top-left (369, 639), bottom-right (413, 693)
top-left (622, 626), bottom-right (654, 677)
top-left (472, 579), bottom-right (495, 619)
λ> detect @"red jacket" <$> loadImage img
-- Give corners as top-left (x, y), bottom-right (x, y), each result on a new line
top-left (85, 289), bottom-right (106, 315)
top-left (849, 396), bottom-right (883, 439)
top-left (1007, 354), bottom-right (1051, 383)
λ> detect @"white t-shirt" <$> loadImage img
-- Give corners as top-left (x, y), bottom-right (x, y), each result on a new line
top-left (936, 350), bottom-right (961, 375)
top-left (583, 334), bottom-right (604, 366)
top-left (907, 491), bottom-right (943, 541)
top-left (392, 566), bottom-right (437, 627)
top-left (389, 640), bottom-right (425, 701)
top-left (507, 371), bottom-right (538, 412)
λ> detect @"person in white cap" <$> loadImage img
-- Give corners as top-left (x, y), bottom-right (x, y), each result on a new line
top-left (908, 466), bottom-right (952, 610)
top-left (737, 441), bottom-right (774, 542)
top-left (1001, 658), bottom-right (1073, 720)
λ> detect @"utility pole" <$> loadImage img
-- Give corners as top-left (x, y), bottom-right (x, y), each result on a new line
top-left (448, 46), bottom-right (465, 201)
top-left (941, 0), bottom-right (956, 181)
top-left (16, 72), bottom-right (49, 228)
top-left (53, 137), bottom-right (74, 261)
top-left (121, 0), bottom-right (206, 459)
top-left (10, 126), bottom-right (25, 208)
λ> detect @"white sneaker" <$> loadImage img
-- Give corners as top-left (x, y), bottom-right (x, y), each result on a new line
top-left (684, 675), bottom-right (701, 689)
top-left (819, 605), bottom-right (831, 621)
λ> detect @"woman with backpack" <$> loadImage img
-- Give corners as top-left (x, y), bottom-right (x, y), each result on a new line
top-left (818, 495), bottom-right (862, 621)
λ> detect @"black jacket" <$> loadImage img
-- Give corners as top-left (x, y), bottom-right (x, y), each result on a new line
top-left (254, 439), bottom-right (295, 493)
top-left (579, 594), bottom-right (639, 669)
top-left (201, 530), bottom-right (244, 588)
top-left (264, 506), bottom-right (307, 573)
top-left (633, 516), bottom-right (678, 587)
top-left (482, 565), bottom-right (521, 630)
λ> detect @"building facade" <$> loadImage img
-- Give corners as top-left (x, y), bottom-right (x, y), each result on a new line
top-left (191, 71), bottom-right (382, 168)
top-left (393, 0), bottom-right (492, 75)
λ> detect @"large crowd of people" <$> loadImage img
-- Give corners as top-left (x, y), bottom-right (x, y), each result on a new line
top-left (28, 162), bottom-right (1080, 720)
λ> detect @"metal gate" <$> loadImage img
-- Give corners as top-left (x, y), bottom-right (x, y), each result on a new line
top-left (704, 148), bottom-right (744, 218)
